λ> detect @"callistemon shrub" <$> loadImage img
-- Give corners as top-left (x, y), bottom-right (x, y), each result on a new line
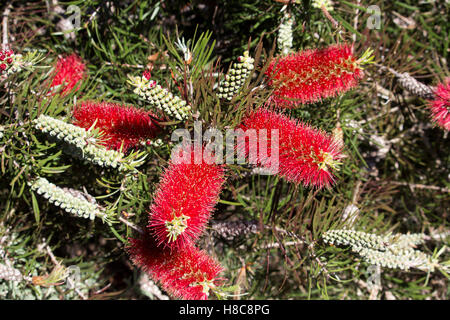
top-left (49, 53), bottom-right (86, 96)
top-left (148, 145), bottom-right (225, 249)
top-left (72, 101), bottom-right (161, 152)
top-left (427, 78), bottom-right (450, 131)
top-left (128, 234), bottom-right (223, 300)
top-left (266, 44), bottom-right (365, 107)
top-left (238, 108), bottom-right (343, 188)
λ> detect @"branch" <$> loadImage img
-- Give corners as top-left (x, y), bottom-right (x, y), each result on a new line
top-left (2, 4), bottom-right (11, 51)
top-left (119, 215), bottom-right (144, 234)
top-left (388, 181), bottom-right (450, 194)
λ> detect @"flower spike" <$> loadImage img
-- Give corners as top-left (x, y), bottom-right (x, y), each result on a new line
top-left (34, 115), bottom-right (144, 171)
top-left (216, 51), bottom-right (254, 101)
top-left (127, 71), bottom-right (191, 121)
top-left (72, 101), bottom-right (161, 152)
top-left (127, 234), bottom-right (223, 300)
top-left (277, 13), bottom-right (294, 55)
top-left (266, 44), bottom-right (367, 107)
top-left (148, 145), bottom-right (225, 249)
top-left (49, 53), bottom-right (86, 96)
top-left (238, 108), bottom-right (343, 188)
top-left (427, 78), bottom-right (450, 131)
top-left (30, 177), bottom-right (112, 222)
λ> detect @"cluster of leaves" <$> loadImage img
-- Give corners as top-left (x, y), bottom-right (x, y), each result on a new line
top-left (0, 0), bottom-right (448, 300)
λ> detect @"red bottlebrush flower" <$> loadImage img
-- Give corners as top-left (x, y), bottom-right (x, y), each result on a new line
top-left (0, 49), bottom-right (12, 61)
top-left (265, 44), bottom-right (365, 107)
top-left (143, 69), bottom-right (152, 80)
top-left (49, 53), bottom-right (86, 96)
top-left (148, 145), bottom-right (225, 250)
top-left (427, 79), bottom-right (450, 131)
top-left (127, 234), bottom-right (223, 300)
top-left (72, 101), bottom-right (162, 152)
top-left (0, 49), bottom-right (14, 75)
top-left (237, 108), bottom-right (343, 188)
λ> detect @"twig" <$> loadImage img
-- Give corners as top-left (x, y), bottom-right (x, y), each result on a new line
top-left (428, 231), bottom-right (450, 242)
top-left (321, 5), bottom-right (339, 29)
top-left (2, 4), bottom-right (11, 51)
top-left (139, 273), bottom-right (170, 300)
top-left (357, 279), bottom-right (382, 300)
top-left (119, 216), bottom-right (144, 234)
top-left (388, 181), bottom-right (450, 193)
top-left (352, 0), bottom-right (361, 43)
top-left (271, 225), bottom-right (305, 242)
top-left (273, 0), bottom-right (299, 4)
top-left (45, 245), bottom-right (61, 266)
top-left (104, 61), bottom-right (145, 69)
top-left (262, 239), bottom-right (304, 249)
top-left (358, 106), bottom-right (399, 125)
top-left (94, 282), bottom-right (112, 295)
top-left (307, 241), bottom-right (331, 279)
top-left (43, 243), bottom-right (87, 300)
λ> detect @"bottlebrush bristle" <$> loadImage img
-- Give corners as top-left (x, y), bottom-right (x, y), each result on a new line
top-left (148, 145), bottom-right (225, 250)
top-left (428, 79), bottom-right (450, 131)
top-left (49, 53), bottom-right (86, 96)
top-left (127, 234), bottom-right (223, 300)
top-left (238, 108), bottom-right (343, 188)
top-left (72, 101), bottom-right (161, 152)
top-left (265, 44), bottom-right (364, 107)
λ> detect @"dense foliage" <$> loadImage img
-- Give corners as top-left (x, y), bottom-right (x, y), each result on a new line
top-left (0, 0), bottom-right (449, 300)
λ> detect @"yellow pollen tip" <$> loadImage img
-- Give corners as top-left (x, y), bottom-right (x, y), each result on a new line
top-left (165, 214), bottom-right (190, 242)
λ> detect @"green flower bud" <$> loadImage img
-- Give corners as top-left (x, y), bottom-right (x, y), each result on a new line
top-left (30, 177), bottom-right (110, 222)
